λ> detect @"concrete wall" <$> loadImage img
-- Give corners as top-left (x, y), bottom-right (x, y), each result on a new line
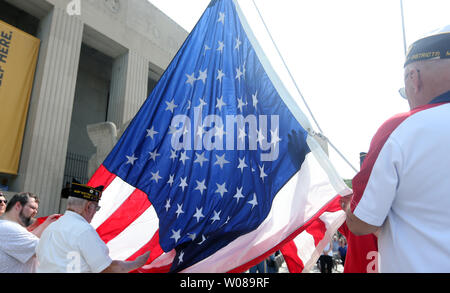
top-left (0, 0), bottom-right (188, 216)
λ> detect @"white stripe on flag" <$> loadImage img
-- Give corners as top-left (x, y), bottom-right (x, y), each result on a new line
top-left (106, 204), bottom-right (159, 260)
top-left (91, 176), bottom-right (135, 229)
top-left (293, 231), bottom-right (316, 271)
top-left (182, 151), bottom-right (338, 273)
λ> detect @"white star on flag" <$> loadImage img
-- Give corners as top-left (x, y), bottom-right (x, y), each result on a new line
top-left (237, 157), bottom-right (248, 173)
top-left (217, 41), bottom-right (225, 54)
top-left (150, 170), bottom-right (162, 183)
top-left (247, 194), bottom-right (258, 210)
top-left (149, 149), bottom-right (160, 162)
top-left (180, 151), bottom-right (190, 165)
top-left (125, 154), bottom-right (138, 165)
top-left (216, 69), bottom-right (225, 83)
top-left (176, 204), bottom-right (184, 218)
top-left (216, 96), bottom-right (227, 112)
top-left (186, 72), bottom-right (196, 86)
top-left (215, 182), bottom-right (228, 197)
top-left (259, 165), bottom-right (268, 182)
top-left (165, 99), bottom-right (178, 113)
top-left (194, 179), bottom-right (207, 195)
top-left (214, 154), bottom-right (230, 169)
top-left (164, 199), bottom-right (171, 212)
top-left (233, 186), bottom-right (245, 203)
top-left (193, 207), bottom-right (205, 223)
top-left (194, 152), bottom-right (209, 167)
top-left (167, 174), bottom-right (175, 187)
top-left (171, 229), bottom-right (181, 243)
top-left (210, 210), bottom-right (221, 224)
top-left (197, 69), bottom-right (208, 84)
top-left (217, 12), bottom-right (225, 24)
top-left (252, 91), bottom-right (258, 109)
top-left (179, 177), bottom-right (188, 192)
top-left (146, 126), bottom-right (158, 139)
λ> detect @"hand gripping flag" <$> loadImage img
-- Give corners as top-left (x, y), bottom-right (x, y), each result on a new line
top-left (88, 0), bottom-right (350, 273)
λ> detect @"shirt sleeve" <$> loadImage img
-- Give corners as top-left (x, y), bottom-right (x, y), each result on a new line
top-left (353, 137), bottom-right (402, 227)
top-left (78, 227), bottom-right (113, 273)
top-left (0, 223), bottom-right (39, 264)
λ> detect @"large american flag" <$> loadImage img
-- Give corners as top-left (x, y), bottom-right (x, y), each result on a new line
top-left (88, 0), bottom-right (349, 273)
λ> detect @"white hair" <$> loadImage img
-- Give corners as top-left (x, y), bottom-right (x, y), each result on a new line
top-left (66, 196), bottom-right (88, 209)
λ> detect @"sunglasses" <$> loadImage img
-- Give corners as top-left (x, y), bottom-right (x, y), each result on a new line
top-left (0, 199), bottom-right (7, 204)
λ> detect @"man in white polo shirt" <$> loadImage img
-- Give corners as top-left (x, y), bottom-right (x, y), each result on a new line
top-left (36, 181), bottom-right (149, 273)
top-left (341, 25), bottom-right (450, 273)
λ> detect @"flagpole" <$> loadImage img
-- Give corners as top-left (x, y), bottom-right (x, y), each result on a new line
top-left (400, 0), bottom-right (408, 55)
top-left (251, 0), bottom-right (358, 174)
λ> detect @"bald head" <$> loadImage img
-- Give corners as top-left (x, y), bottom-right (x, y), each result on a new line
top-left (404, 58), bottom-right (450, 109)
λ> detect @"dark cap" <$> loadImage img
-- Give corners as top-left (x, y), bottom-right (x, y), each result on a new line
top-left (404, 25), bottom-right (450, 67)
top-left (61, 179), bottom-right (104, 202)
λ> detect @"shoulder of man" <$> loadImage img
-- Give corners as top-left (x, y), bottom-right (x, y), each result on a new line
top-left (351, 105), bottom-right (435, 208)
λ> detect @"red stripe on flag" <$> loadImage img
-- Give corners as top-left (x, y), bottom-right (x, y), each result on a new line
top-left (280, 240), bottom-right (304, 273)
top-left (281, 195), bottom-right (344, 273)
top-left (96, 188), bottom-right (151, 244)
top-left (87, 164), bottom-right (116, 190)
top-left (305, 219), bottom-right (327, 247)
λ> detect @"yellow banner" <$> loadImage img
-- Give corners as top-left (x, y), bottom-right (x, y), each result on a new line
top-left (0, 20), bottom-right (40, 175)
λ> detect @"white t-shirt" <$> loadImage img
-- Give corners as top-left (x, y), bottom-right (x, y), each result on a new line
top-left (354, 103), bottom-right (450, 273)
top-left (0, 219), bottom-right (39, 273)
top-left (322, 243), bottom-right (333, 257)
top-left (36, 211), bottom-right (112, 273)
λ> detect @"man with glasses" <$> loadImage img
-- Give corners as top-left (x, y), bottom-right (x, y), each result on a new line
top-left (340, 25), bottom-right (450, 272)
top-left (0, 192), bottom-right (59, 273)
top-left (36, 181), bottom-right (150, 273)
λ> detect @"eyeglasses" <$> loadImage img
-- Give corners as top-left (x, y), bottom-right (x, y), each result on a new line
top-left (399, 87), bottom-right (407, 99)
top-left (90, 204), bottom-right (101, 212)
top-left (399, 69), bottom-right (420, 99)
top-left (0, 200), bottom-right (7, 204)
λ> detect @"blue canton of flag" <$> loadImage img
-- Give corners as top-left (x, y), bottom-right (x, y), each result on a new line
top-left (102, 0), bottom-right (310, 272)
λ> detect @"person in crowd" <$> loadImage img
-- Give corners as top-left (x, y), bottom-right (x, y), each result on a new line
top-left (338, 237), bottom-right (347, 266)
top-left (0, 192), bottom-right (59, 273)
top-left (36, 181), bottom-right (150, 273)
top-left (249, 252), bottom-right (281, 273)
top-left (341, 25), bottom-right (450, 272)
top-left (318, 239), bottom-right (333, 273)
top-left (0, 192), bottom-right (7, 216)
top-left (331, 234), bottom-right (340, 258)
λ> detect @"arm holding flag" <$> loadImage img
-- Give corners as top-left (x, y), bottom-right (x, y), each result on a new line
top-left (101, 251), bottom-right (150, 273)
top-left (340, 195), bottom-right (379, 236)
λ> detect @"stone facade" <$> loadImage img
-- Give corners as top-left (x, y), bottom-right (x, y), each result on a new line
top-left (1, 0), bottom-right (187, 216)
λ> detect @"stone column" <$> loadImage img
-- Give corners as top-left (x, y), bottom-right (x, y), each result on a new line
top-left (12, 7), bottom-right (83, 216)
top-left (108, 50), bottom-right (149, 131)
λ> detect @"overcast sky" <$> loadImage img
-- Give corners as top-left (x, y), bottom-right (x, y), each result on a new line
top-left (148, 0), bottom-right (449, 179)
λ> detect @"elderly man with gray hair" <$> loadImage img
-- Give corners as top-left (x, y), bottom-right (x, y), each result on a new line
top-left (36, 181), bottom-right (149, 273)
top-left (341, 25), bottom-right (450, 273)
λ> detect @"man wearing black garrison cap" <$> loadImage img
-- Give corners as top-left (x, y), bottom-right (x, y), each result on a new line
top-left (36, 181), bottom-right (150, 273)
top-left (339, 26), bottom-right (450, 272)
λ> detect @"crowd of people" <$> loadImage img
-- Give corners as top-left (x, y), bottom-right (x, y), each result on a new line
top-left (0, 186), bottom-right (150, 273)
top-left (0, 25), bottom-right (449, 274)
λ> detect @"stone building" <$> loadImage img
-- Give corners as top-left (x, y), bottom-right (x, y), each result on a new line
top-left (0, 0), bottom-right (187, 216)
